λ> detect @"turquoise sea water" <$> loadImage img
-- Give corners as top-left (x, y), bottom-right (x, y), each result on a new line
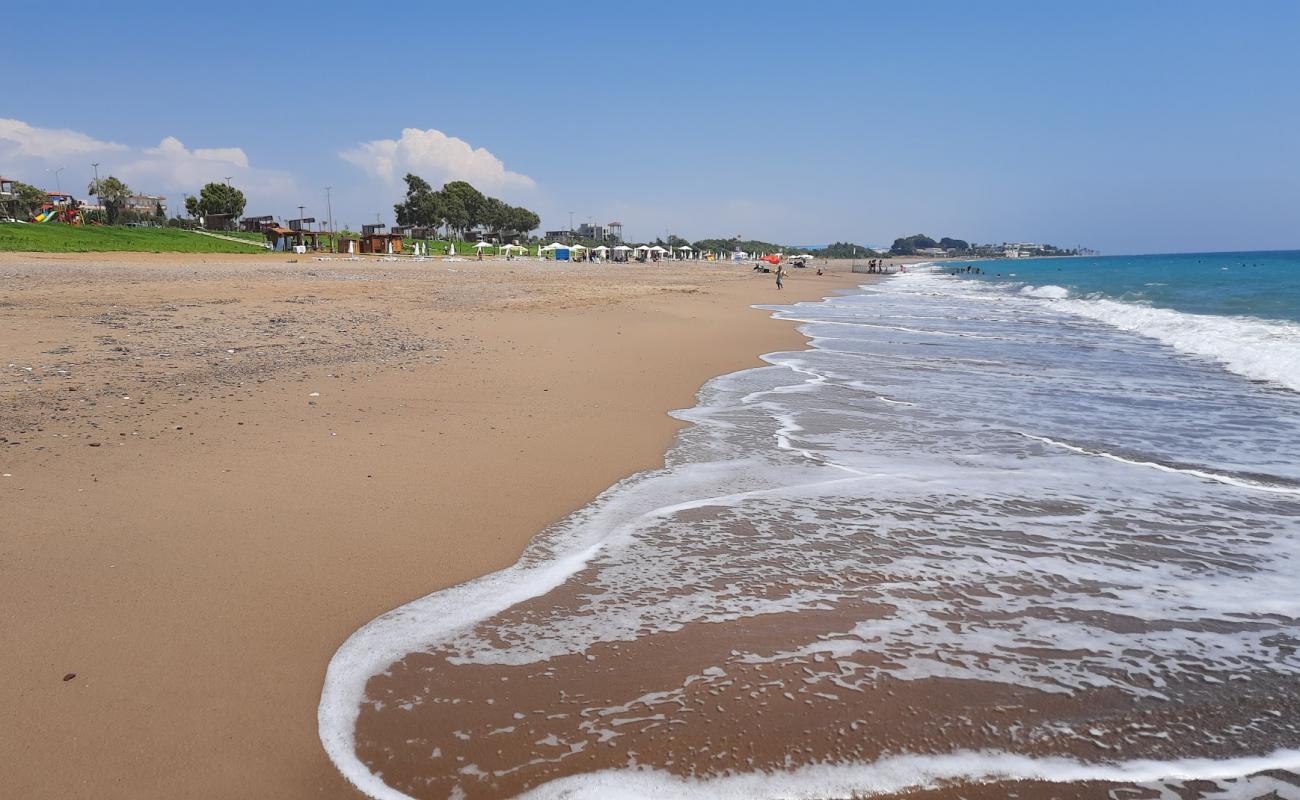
top-left (947, 249), bottom-right (1300, 322)
top-left (932, 250), bottom-right (1300, 394)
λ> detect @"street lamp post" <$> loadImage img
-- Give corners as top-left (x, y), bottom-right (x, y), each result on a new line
top-left (54, 167), bottom-right (64, 194)
top-left (89, 163), bottom-right (100, 223)
top-left (324, 186), bottom-right (334, 252)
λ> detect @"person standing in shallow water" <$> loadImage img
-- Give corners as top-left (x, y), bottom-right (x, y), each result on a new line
top-left (775, 263), bottom-right (786, 290)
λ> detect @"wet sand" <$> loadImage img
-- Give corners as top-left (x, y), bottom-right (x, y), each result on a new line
top-left (0, 252), bottom-right (867, 799)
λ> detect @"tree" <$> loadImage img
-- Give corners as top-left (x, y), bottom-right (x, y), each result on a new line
top-left (88, 176), bottom-right (131, 224)
top-left (939, 237), bottom-right (969, 252)
top-left (819, 242), bottom-right (879, 258)
top-left (394, 173), bottom-right (445, 230)
top-left (154, 201), bottom-right (166, 221)
top-left (185, 196), bottom-right (200, 218)
top-left (195, 182), bottom-right (246, 218)
top-left (482, 196), bottom-right (511, 235)
top-left (509, 206), bottom-right (540, 237)
top-left (440, 193), bottom-right (469, 238)
top-left (890, 234), bottom-right (938, 255)
top-left (10, 181), bottom-right (48, 218)
top-left (390, 175), bottom-right (539, 240)
top-left (440, 181), bottom-right (487, 231)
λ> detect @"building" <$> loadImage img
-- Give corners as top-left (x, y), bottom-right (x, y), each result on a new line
top-left (240, 215), bottom-right (275, 232)
top-left (264, 226), bottom-right (332, 252)
top-left (359, 233), bottom-right (403, 254)
top-left (200, 213), bottom-right (236, 231)
top-left (0, 177), bottom-right (20, 220)
top-left (577, 223), bottom-right (612, 241)
top-left (544, 221), bottom-right (624, 244)
top-left (124, 193), bottom-right (167, 216)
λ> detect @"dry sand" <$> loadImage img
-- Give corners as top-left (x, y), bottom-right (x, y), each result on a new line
top-left (0, 251), bottom-right (868, 799)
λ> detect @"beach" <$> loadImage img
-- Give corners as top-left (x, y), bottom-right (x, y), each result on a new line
top-left (317, 254), bottom-right (1300, 799)
top-left (0, 252), bottom-right (866, 799)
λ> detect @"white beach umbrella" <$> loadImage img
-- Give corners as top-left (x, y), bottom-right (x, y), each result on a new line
top-left (613, 245), bottom-right (632, 251)
top-left (650, 245), bottom-right (668, 253)
top-left (473, 240), bottom-right (492, 250)
top-left (592, 245), bottom-right (610, 253)
top-left (570, 243), bottom-right (587, 251)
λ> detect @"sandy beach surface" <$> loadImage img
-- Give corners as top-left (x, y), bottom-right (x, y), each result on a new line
top-left (0, 251), bottom-right (871, 799)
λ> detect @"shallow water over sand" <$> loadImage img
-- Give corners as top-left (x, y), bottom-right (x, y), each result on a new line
top-left (321, 273), bottom-right (1300, 799)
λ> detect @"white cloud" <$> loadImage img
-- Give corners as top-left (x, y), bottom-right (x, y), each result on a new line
top-left (0, 117), bottom-right (127, 162)
top-left (115, 136), bottom-right (297, 210)
top-left (0, 117), bottom-right (300, 212)
top-left (118, 136), bottom-right (252, 186)
top-left (341, 127), bottom-right (535, 191)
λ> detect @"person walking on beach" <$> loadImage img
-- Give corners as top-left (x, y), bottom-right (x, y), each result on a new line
top-left (775, 263), bottom-right (786, 290)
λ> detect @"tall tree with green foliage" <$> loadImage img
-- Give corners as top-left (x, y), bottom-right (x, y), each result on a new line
top-left (394, 173), bottom-right (446, 230)
top-left (88, 176), bottom-right (131, 224)
top-left (440, 181), bottom-right (487, 232)
top-left (439, 193), bottom-right (470, 238)
top-left (391, 174), bottom-right (540, 239)
top-left (10, 180), bottom-right (48, 218)
top-left (508, 206), bottom-right (540, 238)
top-left (195, 182), bottom-right (246, 218)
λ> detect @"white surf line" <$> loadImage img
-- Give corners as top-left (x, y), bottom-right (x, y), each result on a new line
top-left (1018, 432), bottom-right (1300, 497)
top-left (773, 315), bottom-right (1000, 339)
top-left (516, 747), bottom-right (1300, 800)
top-left (319, 464), bottom-right (892, 800)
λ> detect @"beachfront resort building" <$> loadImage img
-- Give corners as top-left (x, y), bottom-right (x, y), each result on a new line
top-left (543, 221), bottom-right (624, 244)
top-left (124, 193), bottom-right (166, 216)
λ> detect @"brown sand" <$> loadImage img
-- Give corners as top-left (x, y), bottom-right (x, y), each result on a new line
top-left (0, 252), bottom-right (868, 799)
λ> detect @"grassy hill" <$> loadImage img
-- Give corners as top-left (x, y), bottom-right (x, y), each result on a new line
top-left (0, 223), bottom-right (269, 254)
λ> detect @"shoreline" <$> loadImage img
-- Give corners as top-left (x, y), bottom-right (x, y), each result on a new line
top-left (1, 252), bottom-right (870, 798)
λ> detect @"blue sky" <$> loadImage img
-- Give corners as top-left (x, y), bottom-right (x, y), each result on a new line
top-left (3, 1), bottom-right (1297, 253)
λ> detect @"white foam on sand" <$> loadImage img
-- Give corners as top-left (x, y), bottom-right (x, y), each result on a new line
top-left (515, 748), bottom-right (1300, 800)
top-left (319, 275), bottom-right (1300, 799)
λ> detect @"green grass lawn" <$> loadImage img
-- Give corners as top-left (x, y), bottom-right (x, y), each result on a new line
top-left (0, 223), bottom-right (269, 253)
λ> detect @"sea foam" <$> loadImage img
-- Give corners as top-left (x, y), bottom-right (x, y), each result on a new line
top-left (320, 273), bottom-right (1300, 799)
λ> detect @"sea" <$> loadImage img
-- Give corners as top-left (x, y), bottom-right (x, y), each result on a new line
top-left (319, 250), bottom-right (1300, 800)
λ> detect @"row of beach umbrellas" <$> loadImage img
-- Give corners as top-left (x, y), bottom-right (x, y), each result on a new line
top-left (471, 242), bottom-right (700, 256)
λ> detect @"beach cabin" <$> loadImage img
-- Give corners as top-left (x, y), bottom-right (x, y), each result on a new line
top-left (263, 226), bottom-right (293, 251)
top-left (336, 237), bottom-right (359, 255)
top-left (359, 233), bottom-right (403, 254)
